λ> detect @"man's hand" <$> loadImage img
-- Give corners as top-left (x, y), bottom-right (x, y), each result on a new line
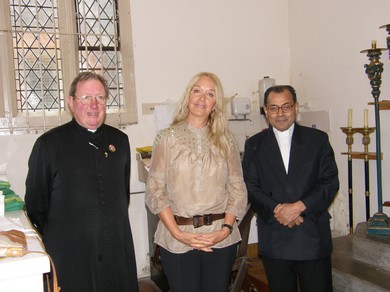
top-left (287, 216), bottom-right (304, 228)
top-left (274, 201), bottom-right (306, 226)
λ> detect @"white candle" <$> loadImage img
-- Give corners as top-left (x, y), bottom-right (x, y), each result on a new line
top-left (348, 109), bottom-right (352, 128)
top-left (364, 109), bottom-right (368, 128)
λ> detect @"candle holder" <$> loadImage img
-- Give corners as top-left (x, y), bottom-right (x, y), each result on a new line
top-left (340, 127), bottom-right (359, 157)
top-left (356, 127), bottom-right (376, 221)
top-left (355, 127), bottom-right (376, 157)
top-left (361, 42), bottom-right (390, 235)
top-left (341, 127), bottom-right (359, 234)
top-left (379, 24), bottom-right (390, 59)
top-left (361, 41), bottom-right (386, 100)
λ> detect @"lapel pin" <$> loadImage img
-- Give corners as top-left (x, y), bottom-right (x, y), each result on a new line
top-left (109, 144), bottom-right (116, 152)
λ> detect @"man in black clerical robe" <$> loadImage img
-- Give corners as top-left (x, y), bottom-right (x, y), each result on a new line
top-left (25, 72), bottom-right (139, 292)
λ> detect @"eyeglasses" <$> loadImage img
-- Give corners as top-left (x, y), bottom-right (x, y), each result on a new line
top-left (75, 95), bottom-right (107, 105)
top-left (267, 103), bottom-right (294, 114)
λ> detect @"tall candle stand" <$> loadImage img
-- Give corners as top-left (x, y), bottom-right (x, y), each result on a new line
top-left (340, 127), bottom-right (359, 234)
top-left (360, 41), bottom-right (390, 235)
top-left (356, 127), bottom-right (376, 221)
top-left (380, 23), bottom-right (390, 210)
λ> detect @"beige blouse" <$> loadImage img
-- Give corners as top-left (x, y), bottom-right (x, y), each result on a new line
top-left (145, 122), bottom-right (247, 254)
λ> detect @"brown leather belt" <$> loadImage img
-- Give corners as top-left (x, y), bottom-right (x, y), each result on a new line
top-left (174, 213), bottom-right (225, 228)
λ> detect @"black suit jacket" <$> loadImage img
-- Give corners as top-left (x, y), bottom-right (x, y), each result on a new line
top-left (242, 123), bottom-right (339, 260)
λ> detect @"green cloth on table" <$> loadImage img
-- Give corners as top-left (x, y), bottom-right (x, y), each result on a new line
top-left (0, 180), bottom-right (25, 211)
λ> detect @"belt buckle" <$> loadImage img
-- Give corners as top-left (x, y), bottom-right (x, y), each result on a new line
top-left (193, 214), bottom-right (213, 228)
top-left (193, 215), bottom-right (202, 228)
top-left (203, 214), bottom-right (212, 226)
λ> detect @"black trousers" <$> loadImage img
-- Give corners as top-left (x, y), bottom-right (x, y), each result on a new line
top-left (160, 244), bottom-right (237, 292)
top-left (261, 255), bottom-right (333, 292)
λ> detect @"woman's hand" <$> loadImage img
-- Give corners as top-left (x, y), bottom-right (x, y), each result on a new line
top-left (195, 228), bottom-right (231, 252)
top-left (174, 226), bottom-right (231, 252)
top-left (159, 208), bottom-right (235, 252)
top-left (174, 231), bottom-right (214, 252)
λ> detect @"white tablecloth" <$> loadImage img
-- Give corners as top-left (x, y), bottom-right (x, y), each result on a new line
top-left (0, 210), bottom-right (50, 292)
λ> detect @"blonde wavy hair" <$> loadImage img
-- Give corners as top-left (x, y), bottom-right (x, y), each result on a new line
top-left (172, 72), bottom-right (232, 158)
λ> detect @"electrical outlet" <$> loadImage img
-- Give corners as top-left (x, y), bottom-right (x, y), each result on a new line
top-left (142, 103), bottom-right (159, 115)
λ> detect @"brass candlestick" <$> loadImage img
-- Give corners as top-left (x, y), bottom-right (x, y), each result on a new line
top-left (341, 126), bottom-right (359, 234)
top-left (355, 127), bottom-right (376, 221)
top-left (361, 41), bottom-right (390, 235)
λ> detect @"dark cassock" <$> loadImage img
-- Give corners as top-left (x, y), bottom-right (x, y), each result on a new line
top-left (25, 119), bottom-right (139, 292)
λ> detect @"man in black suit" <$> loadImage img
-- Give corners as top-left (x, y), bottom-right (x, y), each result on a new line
top-left (242, 85), bottom-right (339, 292)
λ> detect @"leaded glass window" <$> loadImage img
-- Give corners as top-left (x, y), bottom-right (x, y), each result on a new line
top-left (9, 0), bottom-right (124, 113)
top-left (0, 0), bottom-right (136, 133)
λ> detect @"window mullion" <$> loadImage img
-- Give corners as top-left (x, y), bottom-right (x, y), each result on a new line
top-left (49, 0), bottom-right (64, 126)
top-left (0, 0), bottom-right (17, 128)
top-left (58, 0), bottom-right (78, 109)
top-left (111, 0), bottom-right (121, 120)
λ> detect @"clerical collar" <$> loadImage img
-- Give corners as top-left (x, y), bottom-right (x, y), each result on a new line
top-left (273, 123), bottom-right (294, 139)
top-left (71, 118), bottom-right (102, 136)
top-left (273, 124), bottom-right (294, 173)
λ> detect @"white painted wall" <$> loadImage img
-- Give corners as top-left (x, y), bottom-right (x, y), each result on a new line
top-left (288, 0), bottom-right (390, 236)
top-left (1, 0), bottom-right (390, 278)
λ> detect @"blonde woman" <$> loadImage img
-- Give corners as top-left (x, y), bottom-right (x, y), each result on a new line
top-left (146, 72), bottom-right (247, 292)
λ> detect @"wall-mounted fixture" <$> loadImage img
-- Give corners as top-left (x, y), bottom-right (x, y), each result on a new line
top-left (231, 97), bottom-right (251, 117)
top-left (258, 76), bottom-right (275, 115)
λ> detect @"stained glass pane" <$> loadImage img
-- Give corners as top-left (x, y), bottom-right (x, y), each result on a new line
top-left (10, 0), bottom-right (64, 112)
top-left (76, 0), bottom-right (122, 110)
